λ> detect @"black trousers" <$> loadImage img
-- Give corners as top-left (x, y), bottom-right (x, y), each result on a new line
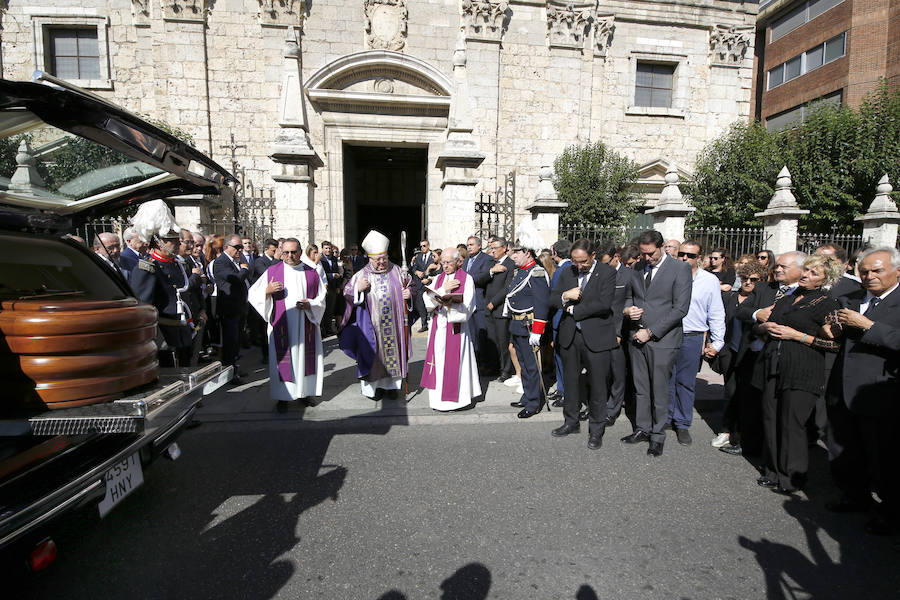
top-left (220, 314), bottom-right (242, 368)
top-left (511, 333), bottom-right (542, 412)
top-left (721, 350), bottom-right (763, 453)
top-left (827, 399), bottom-right (900, 521)
top-left (605, 342), bottom-right (627, 419)
top-left (484, 313), bottom-right (512, 376)
top-left (631, 342), bottom-right (679, 444)
top-left (761, 380), bottom-right (818, 491)
top-left (561, 330), bottom-right (611, 435)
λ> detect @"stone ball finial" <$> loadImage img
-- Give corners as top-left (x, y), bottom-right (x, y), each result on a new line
top-left (664, 162), bottom-right (679, 185)
top-left (539, 165), bottom-right (553, 181)
top-left (16, 139), bottom-right (35, 167)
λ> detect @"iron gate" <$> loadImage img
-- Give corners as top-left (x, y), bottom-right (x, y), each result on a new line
top-left (201, 169), bottom-right (276, 244)
top-left (475, 171), bottom-right (516, 242)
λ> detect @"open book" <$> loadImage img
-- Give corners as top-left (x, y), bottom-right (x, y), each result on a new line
top-left (423, 282), bottom-right (463, 304)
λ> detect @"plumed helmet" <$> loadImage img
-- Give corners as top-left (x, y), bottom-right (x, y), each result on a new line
top-left (130, 199), bottom-right (181, 243)
top-left (512, 218), bottom-right (545, 255)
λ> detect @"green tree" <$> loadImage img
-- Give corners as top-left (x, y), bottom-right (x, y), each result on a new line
top-left (554, 141), bottom-right (640, 228)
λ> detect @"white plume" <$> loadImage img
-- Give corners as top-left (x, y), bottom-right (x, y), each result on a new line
top-left (514, 217), bottom-right (546, 253)
top-left (130, 199), bottom-right (181, 243)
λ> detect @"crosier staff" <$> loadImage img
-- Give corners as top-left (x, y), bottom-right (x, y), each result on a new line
top-left (400, 230), bottom-right (411, 396)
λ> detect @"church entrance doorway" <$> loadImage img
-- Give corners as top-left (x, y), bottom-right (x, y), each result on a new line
top-left (343, 143), bottom-right (427, 264)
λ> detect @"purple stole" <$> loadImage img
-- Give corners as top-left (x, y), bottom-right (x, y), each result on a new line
top-left (269, 261), bottom-right (319, 382)
top-left (420, 269), bottom-right (466, 403)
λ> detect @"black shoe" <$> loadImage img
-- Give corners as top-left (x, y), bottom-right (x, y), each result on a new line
top-left (551, 398), bottom-right (564, 408)
top-left (578, 410), bottom-right (589, 422)
top-left (675, 428), bottom-right (693, 446)
top-left (772, 486), bottom-right (796, 496)
top-left (757, 477), bottom-right (778, 489)
top-left (621, 431), bottom-right (650, 444)
top-left (719, 443), bottom-right (743, 456)
top-left (647, 441), bottom-right (663, 457)
top-left (546, 390), bottom-right (561, 401)
top-left (605, 416), bottom-right (616, 427)
top-left (825, 498), bottom-right (871, 514)
top-left (517, 407), bottom-right (539, 419)
top-left (587, 435), bottom-right (603, 450)
top-left (551, 423), bottom-right (580, 437)
top-left (510, 401), bottom-right (526, 408)
top-left (417, 326), bottom-right (428, 333)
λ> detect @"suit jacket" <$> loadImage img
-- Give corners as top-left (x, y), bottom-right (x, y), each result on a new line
top-left (319, 254), bottom-right (340, 288)
top-left (465, 251), bottom-right (492, 312)
top-left (827, 287), bottom-right (900, 416)
top-left (829, 274), bottom-right (862, 300)
top-left (411, 250), bottom-right (434, 283)
top-left (626, 255), bottom-right (692, 348)
top-left (549, 259), bottom-right (571, 331)
top-left (613, 264), bottom-right (640, 336)
top-left (252, 254), bottom-right (279, 284)
top-left (213, 253), bottom-right (250, 317)
top-left (120, 246), bottom-right (140, 280)
top-left (351, 254), bottom-right (367, 274)
top-left (735, 281), bottom-right (779, 325)
top-left (476, 255), bottom-right (514, 317)
top-left (551, 262), bottom-right (617, 352)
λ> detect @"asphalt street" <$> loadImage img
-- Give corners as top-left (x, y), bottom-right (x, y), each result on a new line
top-left (19, 335), bottom-right (900, 599)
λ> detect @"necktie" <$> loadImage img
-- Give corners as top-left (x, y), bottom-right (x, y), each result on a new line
top-left (644, 265), bottom-right (652, 290)
top-left (775, 285), bottom-right (790, 301)
top-left (579, 272), bottom-right (589, 289)
top-left (864, 296), bottom-right (881, 317)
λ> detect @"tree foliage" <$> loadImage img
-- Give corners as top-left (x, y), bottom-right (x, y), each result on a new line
top-left (687, 80), bottom-right (900, 233)
top-left (554, 141), bottom-right (641, 228)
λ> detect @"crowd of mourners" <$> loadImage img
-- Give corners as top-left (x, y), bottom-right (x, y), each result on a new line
top-left (87, 209), bottom-right (899, 540)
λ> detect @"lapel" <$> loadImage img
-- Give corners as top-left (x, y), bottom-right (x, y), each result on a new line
top-left (867, 287), bottom-right (900, 317)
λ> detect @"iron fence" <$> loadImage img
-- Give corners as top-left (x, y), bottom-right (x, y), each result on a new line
top-left (797, 229), bottom-right (870, 257)
top-left (475, 171), bottom-right (515, 242)
top-left (684, 227), bottom-right (770, 259)
top-left (75, 216), bottom-right (123, 244)
top-left (558, 223), bottom-right (647, 247)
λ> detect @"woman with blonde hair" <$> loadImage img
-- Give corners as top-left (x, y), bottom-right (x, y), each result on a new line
top-left (755, 253), bottom-right (843, 495)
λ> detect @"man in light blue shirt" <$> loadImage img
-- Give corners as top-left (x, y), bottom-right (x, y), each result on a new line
top-left (669, 240), bottom-right (726, 445)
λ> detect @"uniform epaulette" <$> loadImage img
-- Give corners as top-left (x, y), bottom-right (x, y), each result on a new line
top-left (138, 259), bottom-right (156, 273)
top-left (530, 266), bottom-right (546, 277)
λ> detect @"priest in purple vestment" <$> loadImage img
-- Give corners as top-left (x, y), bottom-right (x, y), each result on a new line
top-left (339, 230), bottom-right (412, 399)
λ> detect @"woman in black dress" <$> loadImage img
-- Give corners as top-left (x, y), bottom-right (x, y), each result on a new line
top-left (755, 253), bottom-right (844, 494)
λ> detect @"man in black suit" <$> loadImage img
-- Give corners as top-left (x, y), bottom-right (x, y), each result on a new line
top-left (817, 243), bottom-right (863, 299)
top-left (240, 236), bottom-right (257, 268)
top-left (826, 247), bottom-right (900, 535)
top-left (475, 236), bottom-right (515, 379)
top-left (349, 243), bottom-right (367, 274)
top-left (465, 235), bottom-right (492, 362)
top-left (214, 234), bottom-right (252, 383)
top-left (250, 238), bottom-right (281, 361)
top-left (622, 230), bottom-right (692, 457)
top-left (550, 238), bottom-right (617, 449)
top-left (410, 240), bottom-right (435, 332)
top-left (599, 242), bottom-right (639, 427)
top-left (119, 227), bottom-right (145, 281)
top-left (319, 240), bottom-right (340, 336)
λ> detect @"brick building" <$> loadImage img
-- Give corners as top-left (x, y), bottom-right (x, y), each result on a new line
top-left (753, 0), bottom-right (900, 130)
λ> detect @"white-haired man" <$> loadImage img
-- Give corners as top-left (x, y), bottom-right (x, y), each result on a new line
top-left (93, 231), bottom-right (121, 271)
top-left (119, 227), bottom-right (144, 279)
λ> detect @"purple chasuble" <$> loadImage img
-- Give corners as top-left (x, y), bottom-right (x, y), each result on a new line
top-left (270, 261), bottom-right (320, 382)
top-left (420, 269), bottom-right (466, 403)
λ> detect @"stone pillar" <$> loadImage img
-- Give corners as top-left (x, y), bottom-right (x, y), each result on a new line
top-left (755, 166), bottom-right (808, 255)
top-left (435, 33), bottom-right (485, 249)
top-left (269, 25), bottom-right (321, 241)
top-left (645, 162), bottom-right (693, 242)
top-left (524, 166), bottom-right (567, 248)
top-left (172, 199), bottom-right (209, 233)
top-left (856, 174), bottom-right (900, 248)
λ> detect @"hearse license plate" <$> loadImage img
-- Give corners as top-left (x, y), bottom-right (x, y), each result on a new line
top-left (98, 453), bottom-right (144, 517)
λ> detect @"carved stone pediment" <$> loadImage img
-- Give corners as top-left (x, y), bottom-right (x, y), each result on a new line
top-left (258, 0), bottom-right (306, 29)
top-left (710, 24), bottom-right (753, 67)
top-left (547, 1), bottom-right (593, 50)
top-left (161, 0), bottom-right (207, 23)
top-left (132, 0), bottom-right (151, 27)
top-left (593, 14), bottom-right (614, 56)
top-left (364, 0), bottom-right (408, 51)
top-left (461, 0), bottom-right (508, 43)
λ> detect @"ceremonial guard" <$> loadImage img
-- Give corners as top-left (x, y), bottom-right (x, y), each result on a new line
top-left (505, 221), bottom-right (551, 418)
top-left (128, 200), bottom-right (197, 367)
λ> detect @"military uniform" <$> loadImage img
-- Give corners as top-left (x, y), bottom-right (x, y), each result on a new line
top-left (130, 251), bottom-right (195, 366)
top-left (505, 259), bottom-right (550, 414)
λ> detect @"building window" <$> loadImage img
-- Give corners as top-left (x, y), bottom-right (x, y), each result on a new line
top-left (767, 32), bottom-right (846, 90)
top-left (765, 90), bottom-right (843, 131)
top-left (634, 62), bottom-right (675, 108)
top-left (47, 28), bottom-right (101, 80)
top-left (31, 15), bottom-right (111, 90)
top-left (770, 0), bottom-right (844, 43)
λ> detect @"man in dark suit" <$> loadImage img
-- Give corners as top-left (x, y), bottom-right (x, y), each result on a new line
top-left (410, 240), bottom-right (435, 332)
top-left (120, 227), bottom-right (145, 281)
top-left (319, 240), bottom-right (340, 336)
top-left (240, 236), bottom-right (257, 268)
top-left (466, 235), bottom-right (492, 363)
top-left (601, 243), bottom-right (639, 427)
top-left (548, 239), bottom-right (573, 406)
top-left (214, 234), bottom-right (252, 383)
top-left (622, 230), bottom-right (692, 457)
top-left (349, 243), bottom-right (367, 274)
top-left (826, 247), bottom-right (900, 535)
top-left (250, 238), bottom-right (281, 361)
top-left (475, 236), bottom-right (515, 379)
top-left (550, 238), bottom-right (617, 449)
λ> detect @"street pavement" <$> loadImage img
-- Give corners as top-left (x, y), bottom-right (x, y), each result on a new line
top-left (20, 333), bottom-right (900, 599)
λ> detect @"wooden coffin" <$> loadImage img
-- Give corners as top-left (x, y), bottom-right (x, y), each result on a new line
top-left (0, 298), bottom-right (160, 410)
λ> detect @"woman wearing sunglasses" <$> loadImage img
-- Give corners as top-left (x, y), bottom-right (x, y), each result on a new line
top-left (757, 249), bottom-right (776, 281)
top-left (712, 260), bottom-right (770, 455)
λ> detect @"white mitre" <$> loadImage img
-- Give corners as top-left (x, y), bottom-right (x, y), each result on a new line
top-left (361, 230), bottom-right (389, 256)
top-left (131, 199), bottom-right (181, 243)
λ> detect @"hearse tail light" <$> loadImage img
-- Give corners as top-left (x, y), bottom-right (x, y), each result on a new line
top-left (29, 538), bottom-right (57, 572)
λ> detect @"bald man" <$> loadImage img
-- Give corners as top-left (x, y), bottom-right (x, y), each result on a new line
top-left (93, 232), bottom-right (121, 270)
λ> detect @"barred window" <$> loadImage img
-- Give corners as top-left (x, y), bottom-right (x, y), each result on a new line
top-left (47, 28), bottom-right (101, 80)
top-left (634, 62), bottom-right (675, 108)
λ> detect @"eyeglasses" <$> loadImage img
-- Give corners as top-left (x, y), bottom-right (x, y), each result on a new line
top-left (742, 276), bottom-right (761, 282)
top-left (757, 255), bottom-right (768, 260)
top-left (420, 244), bottom-right (428, 248)
top-left (710, 256), bottom-right (723, 260)
top-left (230, 244), bottom-right (243, 250)
top-left (282, 250), bottom-right (300, 255)
top-left (677, 252), bottom-right (699, 259)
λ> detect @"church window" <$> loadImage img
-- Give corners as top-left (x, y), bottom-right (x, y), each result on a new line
top-left (634, 62), bottom-right (675, 108)
top-left (31, 15), bottom-right (111, 90)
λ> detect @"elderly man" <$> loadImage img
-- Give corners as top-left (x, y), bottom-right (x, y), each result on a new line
top-left (475, 236), bottom-right (516, 382)
top-left (339, 230), bottom-right (412, 399)
top-left (93, 232), bottom-right (121, 271)
top-left (119, 227), bottom-right (145, 279)
top-left (248, 237), bottom-right (327, 412)
top-left (826, 247), bottom-right (900, 535)
top-left (663, 239), bottom-right (681, 258)
top-left (213, 233), bottom-right (252, 382)
top-left (421, 248), bottom-right (482, 411)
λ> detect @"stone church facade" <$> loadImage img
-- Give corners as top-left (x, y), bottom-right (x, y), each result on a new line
top-left (0, 0), bottom-right (756, 248)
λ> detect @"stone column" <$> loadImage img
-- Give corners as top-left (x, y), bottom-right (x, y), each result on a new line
top-left (435, 33), bottom-right (485, 249)
top-left (755, 166), bottom-right (808, 255)
top-left (524, 166), bottom-right (567, 248)
top-left (269, 25), bottom-right (322, 241)
top-left (856, 174), bottom-right (900, 248)
top-left (645, 162), bottom-right (693, 242)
